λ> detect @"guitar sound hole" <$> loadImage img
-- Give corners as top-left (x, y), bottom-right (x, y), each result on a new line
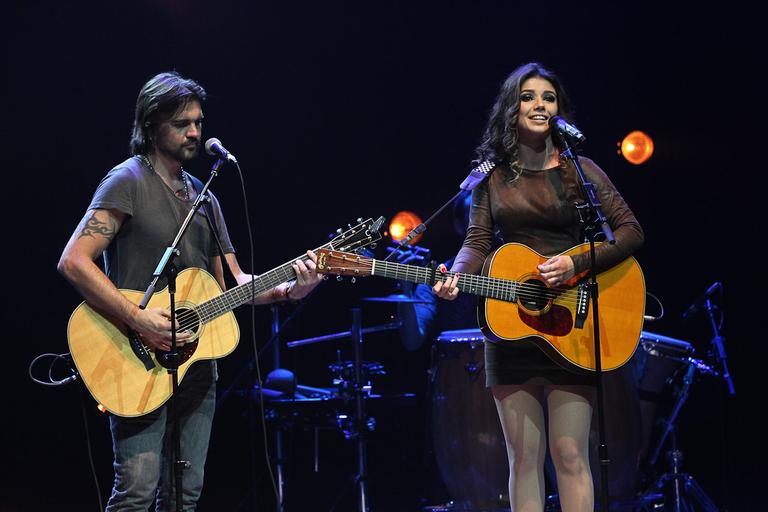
top-left (519, 279), bottom-right (549, 312)
top-left (175, 307), bottom-right (201, 335)
top-left (156, 307), bottom-right (201, 369)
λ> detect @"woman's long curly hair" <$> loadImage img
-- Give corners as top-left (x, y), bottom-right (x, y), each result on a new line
top-left (474, 63), bottom-right (573, 176)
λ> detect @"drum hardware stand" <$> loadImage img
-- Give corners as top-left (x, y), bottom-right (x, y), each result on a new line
top-left (638, 355), bottom-right (720, 512)
top-left (215, 292), bottom-right (311, 511)
top-left (287, 308), bottom-right (402, 512)
top-left (463, 343), bottom-right (483, 383)
top-left (635, 283), bottom-right (733, 512)
top-left (350, 308), bottom-right (371, 512)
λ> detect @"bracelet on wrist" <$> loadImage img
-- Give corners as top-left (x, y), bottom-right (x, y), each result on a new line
top-left (285, 281), bottom-right (296, 302)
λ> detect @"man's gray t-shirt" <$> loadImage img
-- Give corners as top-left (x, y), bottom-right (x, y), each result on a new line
top-left (88, 156), bottom-right (235, 291)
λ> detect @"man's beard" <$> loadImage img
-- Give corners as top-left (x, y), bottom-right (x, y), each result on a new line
top-left (159, 141), bottom-right (200, 163)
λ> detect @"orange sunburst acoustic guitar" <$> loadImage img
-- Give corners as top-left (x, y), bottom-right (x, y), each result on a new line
top-left (315, 243), bottom-right (645, 374)
top-left (67, 217), bottom-right (384, 417)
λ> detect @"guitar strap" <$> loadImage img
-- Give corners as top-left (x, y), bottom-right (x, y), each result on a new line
top-left (459, 160), bottom-right (496, 191)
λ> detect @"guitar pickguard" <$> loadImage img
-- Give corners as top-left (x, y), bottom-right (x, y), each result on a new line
top-left (155, 304), bottom-right (203, 369)
top-left (518, 305), bottom-right (573, 337)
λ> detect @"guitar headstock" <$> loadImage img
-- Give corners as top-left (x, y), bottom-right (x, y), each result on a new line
top-left (327, 216), bottom-right (385, 253)
top-left (315, 248), bottom-right (374, 277)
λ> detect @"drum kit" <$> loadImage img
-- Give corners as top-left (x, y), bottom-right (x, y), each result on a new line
top-left (250, 288), bottom-right (728, 512)
top-left (254, 294), bottom-right (426, 512)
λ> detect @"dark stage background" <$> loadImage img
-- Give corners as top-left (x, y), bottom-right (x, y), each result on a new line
top-left (3, 1), bottom-right (762, 510)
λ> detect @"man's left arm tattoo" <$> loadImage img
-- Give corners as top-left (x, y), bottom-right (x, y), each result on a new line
top-left (78, 211), bottom-right (118, 241)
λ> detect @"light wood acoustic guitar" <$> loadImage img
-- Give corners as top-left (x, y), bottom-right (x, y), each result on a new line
top-left (67, 217), bottom-right (384, 417)
top-left (315, 242), bottom-right (645, 373)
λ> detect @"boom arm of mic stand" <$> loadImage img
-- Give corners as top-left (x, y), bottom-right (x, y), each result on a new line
top-left (386, 189), bottom-right (465, 261)
top-left (386, 162), bottom-right (496, 261)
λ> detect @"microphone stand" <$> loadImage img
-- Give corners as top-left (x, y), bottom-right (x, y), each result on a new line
top-left (384, 191), bottom-right (463, 261)
top-left (136, 157), bottom-right (227, 512)
top-left (703, 294), bottom-right (736, 396)
top-left (384, 161), bottom-right (494, 261)
top-left (558, 137), bottom-right (614, 512)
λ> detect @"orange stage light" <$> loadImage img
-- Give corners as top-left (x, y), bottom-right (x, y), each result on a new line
top-left (619, 131), bottom-right (654, 165)
top-left (389, 211), bottom-right (424, 245)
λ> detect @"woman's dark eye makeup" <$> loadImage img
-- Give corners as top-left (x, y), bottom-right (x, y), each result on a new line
top-left (520, 92), bottom-right (557, 102)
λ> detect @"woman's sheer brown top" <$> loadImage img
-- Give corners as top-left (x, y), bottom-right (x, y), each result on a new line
top-left (452, 157), bottom-right (644, 276)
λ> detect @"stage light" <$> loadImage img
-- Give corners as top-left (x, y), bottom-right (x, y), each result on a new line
top-left (389, 211), bottom-right (423, 245)
top-left (619, 130), bottom-right (654, 165)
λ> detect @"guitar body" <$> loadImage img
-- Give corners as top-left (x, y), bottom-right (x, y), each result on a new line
top-left (67, 267), bottom-right (239, 417)
top-left (479, 243), bottom-right (645, 373)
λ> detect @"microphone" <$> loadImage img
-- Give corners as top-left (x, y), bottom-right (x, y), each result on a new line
top-left (549, 116), bottom-right (586, 144)
top-left (205, 138), bottom-right (238, 163)
top-left (682, 281), bottom-right (722, 319)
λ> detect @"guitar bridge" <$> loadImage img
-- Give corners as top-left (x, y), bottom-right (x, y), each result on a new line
top-left (129, 330), bottom-right (156, 371)
top-left (574, 284), bottom-right (590, 329)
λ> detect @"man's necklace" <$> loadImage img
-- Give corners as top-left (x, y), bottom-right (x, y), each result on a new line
top-left (138, 155), bottom-right (189, 200)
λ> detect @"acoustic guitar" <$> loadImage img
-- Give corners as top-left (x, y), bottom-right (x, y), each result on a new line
top-left (315, 242), bottom-right (644, 373)
top-left (67, 217), bottom-right (384, 417)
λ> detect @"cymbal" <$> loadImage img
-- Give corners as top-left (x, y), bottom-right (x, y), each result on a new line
top-left (361, 293), bottom-right (431, 303)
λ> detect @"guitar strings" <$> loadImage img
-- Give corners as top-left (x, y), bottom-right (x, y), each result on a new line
top-left (325, 258), bottom-right (585, 306)
top-left (168, 224), bottom-right (376, 333)
top-left (174, 238), bottom-right (587, 332)
top-left (369, 261), bottom-right (584, 304)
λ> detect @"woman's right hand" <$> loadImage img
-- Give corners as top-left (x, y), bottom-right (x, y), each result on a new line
top-left (432, 264), bottom-right (460, 301)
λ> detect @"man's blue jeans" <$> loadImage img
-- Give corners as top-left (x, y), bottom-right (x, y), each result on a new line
top-left (105, 361), bottom-right (215, 511)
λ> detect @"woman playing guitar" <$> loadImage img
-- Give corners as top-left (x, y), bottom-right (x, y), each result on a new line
top-left (433, 62), bottom-right (644, 512)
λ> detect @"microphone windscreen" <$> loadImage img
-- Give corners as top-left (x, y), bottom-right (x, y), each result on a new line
top-left (204, 138), bottom-right (221, 156)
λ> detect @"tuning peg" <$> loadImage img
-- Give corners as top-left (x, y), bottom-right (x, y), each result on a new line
top-left (356, 217), bottom-right (363, 223)
top-left (336, 228), bottom-right (343, 235)
top-left (336, 275), bottom-right (343, 282)
top-left (370, 243), bottom-right (377, 249)
top-left (351, 277), bottom-right (356, 284)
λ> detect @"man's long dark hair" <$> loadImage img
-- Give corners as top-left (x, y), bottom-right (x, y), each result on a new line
top-left (129, 71), bottom-right (206, 156)
top-left (474, 62), bottom-right (573, 174)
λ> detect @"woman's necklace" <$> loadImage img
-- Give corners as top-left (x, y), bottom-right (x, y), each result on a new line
top-left (139, 155), bottom-right (189, 200)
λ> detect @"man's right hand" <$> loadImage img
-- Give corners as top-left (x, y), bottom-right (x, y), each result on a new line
top-left (127, 307), bottom-right (193, 352)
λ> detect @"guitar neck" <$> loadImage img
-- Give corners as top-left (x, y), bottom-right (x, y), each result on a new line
top-left (370, 259), bottom-right (518, 302)
top-left (195, 243), bottom-right (331, 323)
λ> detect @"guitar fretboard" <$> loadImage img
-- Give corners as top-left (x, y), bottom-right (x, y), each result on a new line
top-left (370, 260), bottom-right (519, 302)
top-left (195, 262), bottom-right (300, 323)
top-left (194, 241), bottom-right (335, 324)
